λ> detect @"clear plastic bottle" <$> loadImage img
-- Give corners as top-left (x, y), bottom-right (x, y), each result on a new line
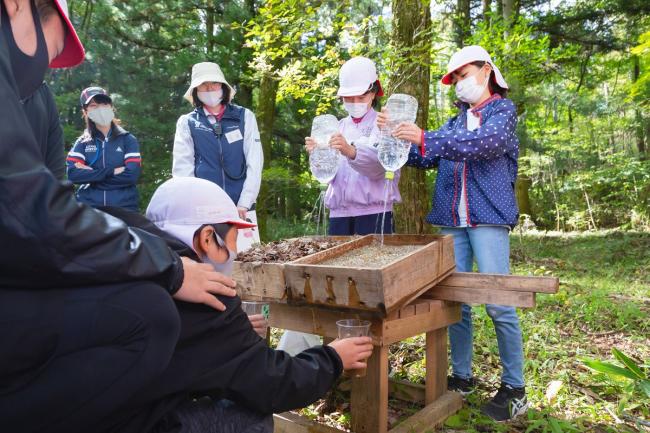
top-left (309, 114), bottom-right (341, 184)
top-left (378, 94), bottom-right (418, 174)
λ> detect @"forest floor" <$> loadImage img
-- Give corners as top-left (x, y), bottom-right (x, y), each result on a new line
top-left (268, 228), bottom-right (650, 432)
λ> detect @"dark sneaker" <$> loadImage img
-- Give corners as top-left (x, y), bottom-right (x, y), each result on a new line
top-left (447, 375), bottom-right (477, 396)
top-left (481, 383), bottom-right (529, 421)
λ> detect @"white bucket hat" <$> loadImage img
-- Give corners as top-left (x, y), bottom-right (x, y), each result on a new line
top-left (337, 56), bottom-right (384, 97)
top-left (146, 177), bottom-right (255, 252)
top-left (441, 45), bottom-right (508, 89)
top-left (183, 62), bottom-right (236, 103)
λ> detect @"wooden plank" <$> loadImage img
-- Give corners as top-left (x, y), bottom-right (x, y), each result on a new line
top-left (285, 265), bottom-right (386, 312)
top-left (425, 328), bottom-right (447, 404)
top-left (268, 303), bottom-right (381, 343)
top-left (381, 235), bottom-right (455, 313)
top-left (414, 301), bottom-right (430, 315)
top-left (438, 272), bottom-right (559, 294)
top-left (388, 379), bottom-right (425, 404)
top-left (351, 345), bottom-right (389, 433)
top-left (398, 304), bottom-right (415, 319)
top-left (424, 285), bottom-right (536, 308)
top-left (340, 378), bottom-right (427, 404)
top-left (382, 301), bottom-right (461, 345)
top-left (388, 391), bottom-right (463, 433)
top-left (274, 412), bottom-right (344, 433)
top-left (232, 262), bottom-right (287, 301)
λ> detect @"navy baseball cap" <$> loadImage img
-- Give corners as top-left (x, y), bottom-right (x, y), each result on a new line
top-left (80, 87), bottom-right (112, 106)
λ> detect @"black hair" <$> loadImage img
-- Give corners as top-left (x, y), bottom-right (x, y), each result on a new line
top-left (469, 61), bottom-right (508, 97)
top-left (192, 86), bottom-right (231, 108)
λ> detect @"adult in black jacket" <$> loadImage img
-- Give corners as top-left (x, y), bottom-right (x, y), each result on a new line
top-left (0, 1), bottom-right (238, 432)
top-left (0, 2), bottom-right (372, 433)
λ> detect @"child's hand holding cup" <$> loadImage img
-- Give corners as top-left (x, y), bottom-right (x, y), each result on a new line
top-left (242, 301), bottom-right (270, 338)
top-left (333, 319), bottom-right (373, 378)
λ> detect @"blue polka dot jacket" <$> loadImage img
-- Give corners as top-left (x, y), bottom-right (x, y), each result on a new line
top-left (407, 94), bottom-right (519, 228)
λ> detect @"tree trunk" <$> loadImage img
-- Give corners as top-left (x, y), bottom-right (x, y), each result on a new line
top-left (482, 0), bottom-right (492, 26)
top-left (205, 8), bottom-right (215, 55)
top-left (632, 55), bottom-right (647, 158)
top-left (255, 73), bottom-right (279, 240)
top-left (235, 0), bottom-right (257, 108)
top-left (454, 0), bottom-right (471, 48)
top-left (502, 0), bottom-right (514, 26)
top-left (389, 0), bottom-right (432, 235)
top-left (500, 0), bottom-right (531, 222)
top-left (496, 0), bottom-right (503, 19)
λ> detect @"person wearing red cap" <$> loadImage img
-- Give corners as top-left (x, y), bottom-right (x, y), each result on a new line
top-left (0, 2), bottom-right (296, 433)
top-left (1, 0), bottom-right (83, 180)
top-left (378, 45), bottom-right (527, 421)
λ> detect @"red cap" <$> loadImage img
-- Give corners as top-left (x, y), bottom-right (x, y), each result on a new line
top-left (49, 0), bottom-right (85, 68)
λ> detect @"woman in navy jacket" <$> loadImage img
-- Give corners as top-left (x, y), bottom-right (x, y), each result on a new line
top-left (66, 87), bottom-right (141, 211)
top-left (379, 45), bottom-right (527, 422)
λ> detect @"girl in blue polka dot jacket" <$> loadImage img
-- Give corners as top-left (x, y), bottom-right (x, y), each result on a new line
top-left (378, 45), bottom-right (527, 422)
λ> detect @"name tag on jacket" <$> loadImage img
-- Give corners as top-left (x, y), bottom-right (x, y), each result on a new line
top-left (225, 129), bottom-right (243, 144)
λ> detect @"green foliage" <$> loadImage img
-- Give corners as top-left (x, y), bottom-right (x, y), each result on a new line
top-left (630, 31), bottom-right (650, 108)
top-left (49, 1), bottom-right (649, 224)
top-left (583, 348), bottom-right (650, 398)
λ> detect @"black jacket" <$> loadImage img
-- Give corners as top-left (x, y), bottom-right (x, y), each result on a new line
top-left (22, 81), bottom-right (65, 180)
top-left (0, 26), bottom-right (183, 293)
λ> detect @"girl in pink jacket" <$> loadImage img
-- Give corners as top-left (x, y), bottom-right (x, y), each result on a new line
top-left (305, 57), bottom-right (401, 235)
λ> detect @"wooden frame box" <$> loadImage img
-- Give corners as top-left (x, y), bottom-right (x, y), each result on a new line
top-left (232, 236), bottom-right (356, 302)
top-left (284, 234), bottom-right (455, 316)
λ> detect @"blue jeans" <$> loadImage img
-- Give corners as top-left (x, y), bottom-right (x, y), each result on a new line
top-left (440, 226), bottom-right (525, 388)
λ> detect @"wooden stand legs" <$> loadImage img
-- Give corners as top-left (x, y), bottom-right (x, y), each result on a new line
top-left (351, 346), bottom-right (389, 433)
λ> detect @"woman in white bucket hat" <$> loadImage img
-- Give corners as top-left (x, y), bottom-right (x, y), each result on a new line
top-left (378, 45), bottom-right (528, 421)
top-left (172, 61), bottom-right (263, 252)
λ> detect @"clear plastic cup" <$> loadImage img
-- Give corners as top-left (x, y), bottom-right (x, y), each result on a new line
top-left (336, 319), bottom-right (372, 378)
top-left (241, 301), bottom-right (270, 319)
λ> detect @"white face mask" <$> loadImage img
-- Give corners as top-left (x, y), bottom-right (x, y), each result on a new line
top-left (344, 101), bottom-right (370, 119)
top-left (455, 70), bottom-right (490, 104)
top-left (198, 89), bottom-right (223, 107)
top-left (88, 106), bottom-right (115, 126)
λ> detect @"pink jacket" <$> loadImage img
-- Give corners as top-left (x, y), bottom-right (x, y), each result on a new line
top-left (325, 109), bottom-right (402, 218)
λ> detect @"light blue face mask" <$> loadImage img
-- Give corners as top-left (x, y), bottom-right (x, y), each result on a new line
top-left (204, 231), bottom-right (236, 276)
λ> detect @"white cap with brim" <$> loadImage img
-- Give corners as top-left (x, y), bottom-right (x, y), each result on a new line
top-left (146, 177), bottom-right (255, 252)
top-left (337, 56), bottom-right (384, 97)
top-left (183, 62), bottom-right (235, 104)
top-left (441, 45), bottom-right (508, 89)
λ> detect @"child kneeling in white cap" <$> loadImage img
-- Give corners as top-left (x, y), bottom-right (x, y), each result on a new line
top-left (142, 177), bottom-right (373, 430)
